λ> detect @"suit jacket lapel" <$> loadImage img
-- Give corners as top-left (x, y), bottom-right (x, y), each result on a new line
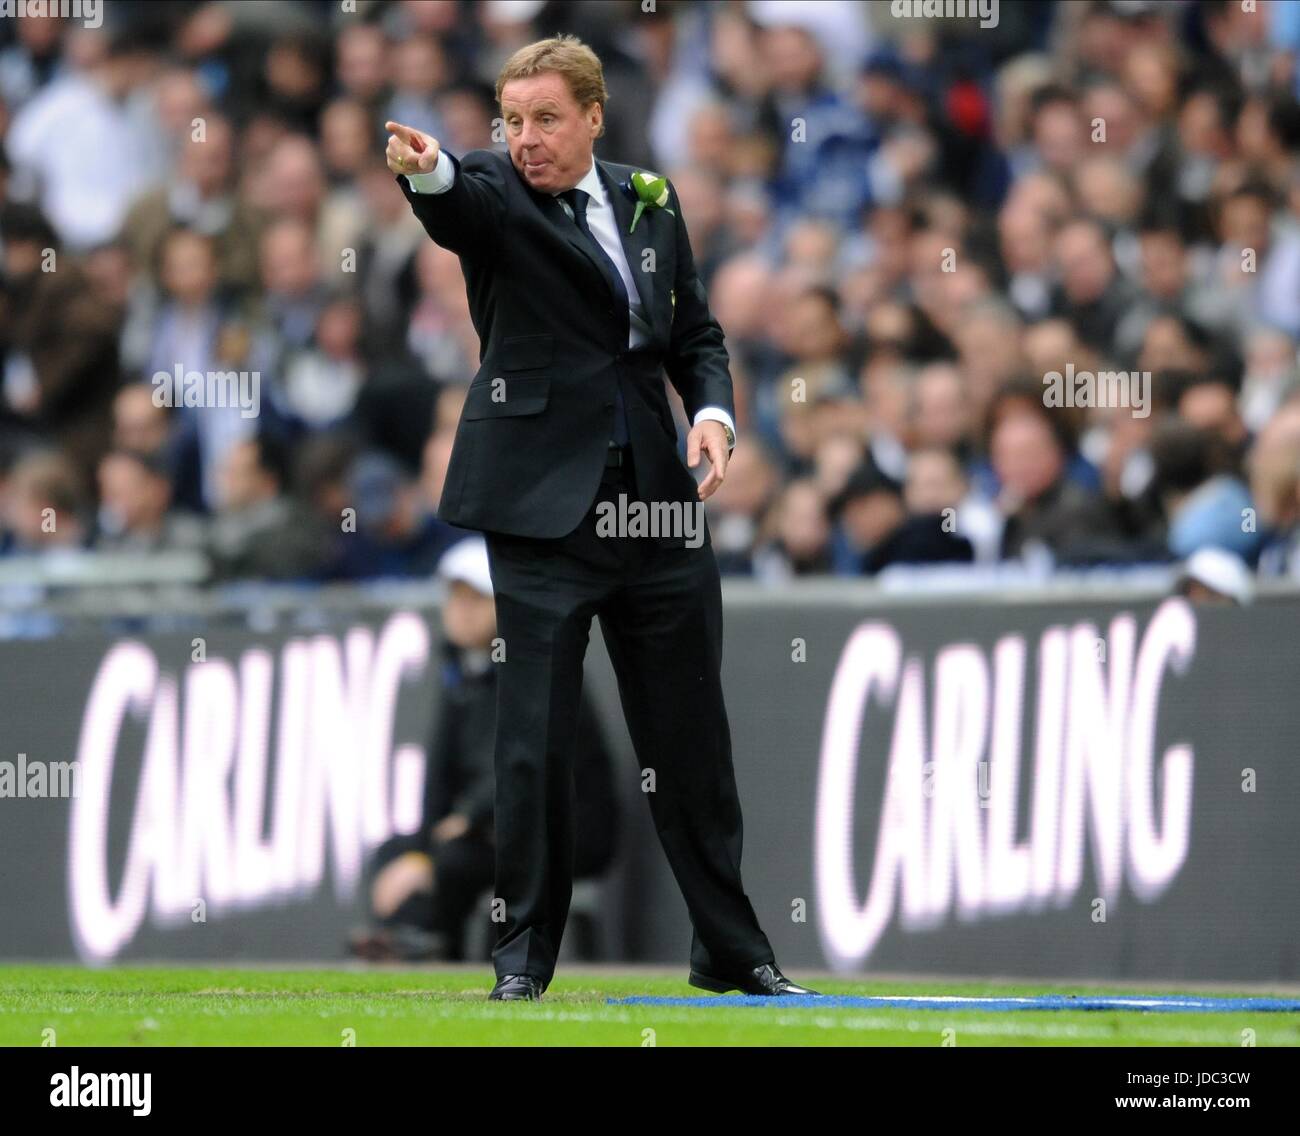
top-left (532, 181), bottom-right (621, 308)
top-left (524, 159), bottom-right (662, 339)
top-left (598, 160), bottom-right (658, 340)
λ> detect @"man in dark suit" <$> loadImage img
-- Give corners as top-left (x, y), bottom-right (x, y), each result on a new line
top-left (387, 33), bottom-right (817, 1001)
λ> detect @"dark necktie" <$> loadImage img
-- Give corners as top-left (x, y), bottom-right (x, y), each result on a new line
top-left (560, 186), bottom-right (630, 447)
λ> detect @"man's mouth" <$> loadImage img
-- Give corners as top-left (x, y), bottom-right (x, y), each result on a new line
top-left (524, 159), bottom-right (549, 173)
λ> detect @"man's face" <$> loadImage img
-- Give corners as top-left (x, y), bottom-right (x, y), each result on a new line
top-left (442, 580), bottom-right (497, 649)
top-left (3, 238), bottom-right (43, 279)
top-left (1220, 196), bottom-right (1270, 253)
top-left (501, 72), bottom-right (600, 194)
top-left (992, 414), bottom-right (1063, 503)
top-left (99, 455), bottom-right (168, 531)
top-left (218, 441), bottom-right (271, 512)
top-left (1056, 224), bottom-right (1113, 303)
top-left (905, 450), bottom-right (966, 515)
top-left (843, 490), bottom-right (903, 550)
top-left (113, 387), bottom-right (169, 453)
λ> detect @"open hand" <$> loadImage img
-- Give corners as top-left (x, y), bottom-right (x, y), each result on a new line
top-left (688, 420), bottom-right (729, 501)
top-left (431, 812), bottom-right (471, 845)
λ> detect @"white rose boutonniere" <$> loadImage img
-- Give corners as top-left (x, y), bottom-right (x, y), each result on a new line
top-left (627, 170), bottom-right (675, 235)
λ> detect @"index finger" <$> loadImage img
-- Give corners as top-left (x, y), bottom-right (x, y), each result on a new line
top-left (384, 121), bottom-right (418, 145)
top-left (709, 447), bottom-right (726, 490)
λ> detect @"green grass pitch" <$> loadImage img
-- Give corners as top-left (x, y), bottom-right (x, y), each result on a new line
top-left (2, 965), bottom-right (1297, 1046)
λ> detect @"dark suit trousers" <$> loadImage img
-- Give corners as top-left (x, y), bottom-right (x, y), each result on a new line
top-left (482, 453), bottom-right (775, 984)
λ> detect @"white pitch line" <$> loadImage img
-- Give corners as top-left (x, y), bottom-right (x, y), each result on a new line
top-left (413, 1003), bottom-right (1277, 1044)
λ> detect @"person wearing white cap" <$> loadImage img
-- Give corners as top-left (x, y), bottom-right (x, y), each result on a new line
top-left (348, 535), bottom-right (617, 962)
top-left (439, 533), bottom-right (495, 595)
top-left (1174, 546), bottom-right (1255, 606)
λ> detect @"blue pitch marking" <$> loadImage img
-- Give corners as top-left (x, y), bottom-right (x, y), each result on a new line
top-left (607, 994), bottom-right (1300, 1013)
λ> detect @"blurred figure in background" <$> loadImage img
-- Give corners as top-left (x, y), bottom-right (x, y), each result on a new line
top-left (832, 458), bottom-right (974, 575)
top-left (905, 445), bottom-right (997, 565)
top-left (348, 537), bottom-right (618, 961)
top-left (0, 448), bottom-right (87, 554)
top-left (5, 30), bottom-right (166, 251)
top-left (333, 449), bottom-right (459, 579)
top-left (989, 399), bottom-right (1125, 567)
top-left (706, 436), bottom-right (780, 576)
top-left (92, 447), bottom-right (205, 556)
top-left (1174, 545), bottom-right (1254, 606)
top-left (1150, 419), bottom-right (1260, 564)
top-left (751, 477), bottom-right (832, 582)
top-left (208, 433), bottom-right (326, 580)
top-left (280, 292), bottom-right (366, 429)
top-left (121, 113), bottom-right (261, 295)
top-left (0, 0), bottom-right (1294, 587)
top-left (0, 202), bottom-right (121, 492)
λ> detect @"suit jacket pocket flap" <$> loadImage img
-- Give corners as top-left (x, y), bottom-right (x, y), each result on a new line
top-left (462, 376), bottom-right (551, 419)
top-left (501, 333), bottom-right (554, 370)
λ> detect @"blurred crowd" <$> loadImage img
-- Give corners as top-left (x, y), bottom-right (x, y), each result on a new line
top-left (0, 0), bottom-right (1298, 587)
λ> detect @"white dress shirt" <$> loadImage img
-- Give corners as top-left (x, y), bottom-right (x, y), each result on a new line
top-left (406, 151), bottom-right (736, 448)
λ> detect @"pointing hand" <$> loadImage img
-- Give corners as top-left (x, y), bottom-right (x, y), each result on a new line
top-left (385, 120), bottom-right (440, 176)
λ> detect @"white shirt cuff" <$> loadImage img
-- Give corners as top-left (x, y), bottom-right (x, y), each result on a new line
top-left (404, 148), bottom-right (454, 194)
top-left (694, 407), bottom-right (735, 449)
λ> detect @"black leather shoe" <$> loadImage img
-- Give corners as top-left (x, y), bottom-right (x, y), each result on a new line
top-left (688, 961), bottom-right (820, 996)
top-left (488, 973), bottom-right (546, 1001)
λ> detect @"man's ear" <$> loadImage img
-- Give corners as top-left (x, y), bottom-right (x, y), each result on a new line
top-left (589, 102), bottom-right (603, 138)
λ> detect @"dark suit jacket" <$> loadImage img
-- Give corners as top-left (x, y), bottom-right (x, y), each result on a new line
top-left (396, 149), bottom-right (734, 539)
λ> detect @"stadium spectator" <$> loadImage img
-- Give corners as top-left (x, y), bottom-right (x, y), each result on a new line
top-left (1204, 180), bottom-right (1300, 339)
top-left (121, 114), bottom-right (262, 296)
top-left (130, 226), bottom-right (271, 511)
top-left (1174, 545), bottom-right (1255, 605)
top-left (0, 202), bottom-right (121, 491)
top-left (1240, 327), bottom-right (1300, 432)
top-left (111, 383), bottom-right (171, 458)
top-left (347, 537), bottom-right (617, 962)
top-left (833, 458), bottom-right (973, 574)
top-left (990, 408), bottom-right (1119, 566)
top-left (1150, 419), bottom-right (1260, 562)
top-left (208, 433), bottom-right (326, 581)
top-left (905, 445), bottom-right (1000, 565)
top-left (0, 449), bottom-right (87, 553)
top-left (333, 449), bottom-right (460, 580)
top-left (752, 477), bottom-right (832, 582)
top-left (0, 0), bottom-right (1295, 588)
top-left (280, 294), bottom-right (366, 428)
top-left (706, 434), bottom-right (781, 576)
top-left (1250, 421), bottom-right (1300, 580)
top-left (4, 30), bottom-right (166, 250)
top-left (1176, 372), bottom-right (1252, 471)
top-left (92, 448), bottom-right (205, 556)
top-left (1050, 217), bottom-right (1141, 357)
